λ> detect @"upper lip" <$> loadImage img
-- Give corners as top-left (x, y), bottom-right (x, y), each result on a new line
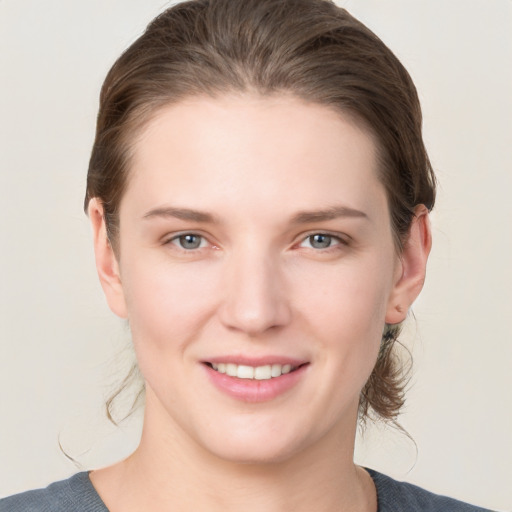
top-left (203, 355), bottom-right (308, 367)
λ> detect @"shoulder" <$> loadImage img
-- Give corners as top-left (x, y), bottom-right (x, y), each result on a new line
top-left (367, 469), bottom-right (494, 512)
top-left (0, 473), bottom-right (108, 512)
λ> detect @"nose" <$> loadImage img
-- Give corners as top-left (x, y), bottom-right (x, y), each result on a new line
top-left (218, 247), bottom-right (292, 336)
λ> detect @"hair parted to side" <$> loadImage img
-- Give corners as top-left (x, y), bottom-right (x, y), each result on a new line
top-left (85, 0), bottom-right (436, 425)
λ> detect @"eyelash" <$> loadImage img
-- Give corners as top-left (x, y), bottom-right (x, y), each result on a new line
top-left (166, 233), bottom-right (209, 251)
top-left (164, 231), bottom-right (349, 253)
top-left (298, 232), bottom-right (348, 251)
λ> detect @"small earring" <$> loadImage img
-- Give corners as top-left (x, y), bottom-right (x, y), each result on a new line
top-left (395, 304), bottom-right (404, 313)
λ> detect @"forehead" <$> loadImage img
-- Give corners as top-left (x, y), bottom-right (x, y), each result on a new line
top-left (122, 94), bottom-right (387, 223)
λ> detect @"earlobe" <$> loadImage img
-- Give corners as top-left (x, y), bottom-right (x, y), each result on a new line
top-left (88, 198), bottom-right (128, 319)
top-left (385, 205), bottom-right (432, 325)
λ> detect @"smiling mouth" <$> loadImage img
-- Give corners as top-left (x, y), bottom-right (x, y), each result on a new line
top-left (205, 362), bottom-right (303, 381)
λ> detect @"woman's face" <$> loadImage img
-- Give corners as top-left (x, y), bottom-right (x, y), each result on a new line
top-left (96, 95), bottom-right (409, 463)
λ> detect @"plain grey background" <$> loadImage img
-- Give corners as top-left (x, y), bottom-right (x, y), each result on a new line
top-left (0, 1), bottom-right (511, 510)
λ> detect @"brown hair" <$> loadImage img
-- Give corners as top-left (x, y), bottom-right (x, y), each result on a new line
top-left (85, 0), bottom-right (436, 424)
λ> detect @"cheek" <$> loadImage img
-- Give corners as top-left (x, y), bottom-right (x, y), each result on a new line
top-left (295, 257), bottom-right (393, 331)
top-left (293, 256), bottom-right (394, 377)
top-left (120, 258), bottom-right (221, 353)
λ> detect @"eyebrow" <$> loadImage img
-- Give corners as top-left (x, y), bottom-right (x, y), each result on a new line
top-left (290, 206), bottom-right (368, 224)
top-left (142, 204), bottom-right (368, 225)
top-left (143, 207), bottom-right (218, 223)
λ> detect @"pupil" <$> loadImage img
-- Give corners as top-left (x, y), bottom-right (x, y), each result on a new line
top-left (180, 234), bottom-right (201, 249)
top-left (311, 234), bottom-right (331, 249)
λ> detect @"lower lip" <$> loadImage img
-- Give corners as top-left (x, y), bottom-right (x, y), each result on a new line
top-left (203, 364), bottom-right (308, 403)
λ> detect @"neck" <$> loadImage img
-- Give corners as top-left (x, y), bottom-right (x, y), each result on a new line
top-left (91, 389), bottom-right (376, 512)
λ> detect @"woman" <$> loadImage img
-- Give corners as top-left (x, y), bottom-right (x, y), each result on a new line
top-left (0, 0), bottom-right (497, 510)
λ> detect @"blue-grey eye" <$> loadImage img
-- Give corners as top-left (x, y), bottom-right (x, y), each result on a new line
top-left (175, 234), bottom-right (204, 250)
top-left (308, 234), bottom-right (332, 249)
top-left (299, 233), bottom-right (343, 250)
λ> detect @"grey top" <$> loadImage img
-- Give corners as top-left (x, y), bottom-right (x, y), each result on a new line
top-left (0, 469), bottom-right (494, 511)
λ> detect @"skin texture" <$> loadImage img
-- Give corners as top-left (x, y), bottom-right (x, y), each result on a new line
top-left (88, 95), bottom-right (431, 512)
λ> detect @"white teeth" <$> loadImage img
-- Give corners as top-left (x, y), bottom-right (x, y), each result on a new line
top-left (271, 364), bottom-right (282, 377)
top-left (237, 365), bottom-right (254, 379)
top-left (226, 363), bottom-right (237, 377)
top-left (210, 362), bottom-right (297, 380)
top-left (254, 365), bottom-right (271, 380)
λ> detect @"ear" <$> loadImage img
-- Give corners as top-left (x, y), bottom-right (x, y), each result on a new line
top-left (385, 204), bottom-right (432, 325)
top-left (88, 198), bottom-right (128, 319)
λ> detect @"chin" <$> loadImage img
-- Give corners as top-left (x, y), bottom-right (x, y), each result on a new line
top-left (210, 440), bottom-right (302, 466)
top-left (194, 418), bottom-right (315, 466)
